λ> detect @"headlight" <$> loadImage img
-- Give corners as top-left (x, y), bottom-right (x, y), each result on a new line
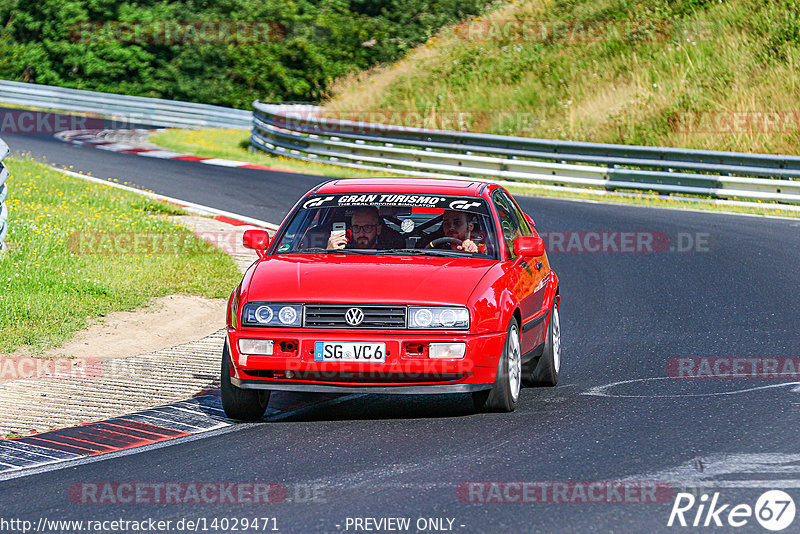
top-left (242, 303), bottom-right (303, 327)
top-left (408, 306), bottom-right (469, 330)
top-left (278, 306), bottom-right (298, 325)
top-left (255, 306), bottom-right (273, 324)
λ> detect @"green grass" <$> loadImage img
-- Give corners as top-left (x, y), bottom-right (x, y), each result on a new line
top-left (326, 0), bottom-right (800, 156)
top-left (149, 128), bottom-right (391, 179)
top-left (0, 156), bottom-right (241, 354)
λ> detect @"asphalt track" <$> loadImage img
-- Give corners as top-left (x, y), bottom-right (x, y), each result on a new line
top-left (2, 131), bottom-right (800, 533)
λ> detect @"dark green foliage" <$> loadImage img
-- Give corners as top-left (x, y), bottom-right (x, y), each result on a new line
top-left (0, 0), bottom-right (488, 107)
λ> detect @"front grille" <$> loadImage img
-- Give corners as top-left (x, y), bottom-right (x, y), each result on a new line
top-left (304, 304), bottom-right (407, 329)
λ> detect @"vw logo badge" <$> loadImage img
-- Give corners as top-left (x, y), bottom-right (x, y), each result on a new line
top-left (344, 308), bottom-right (364, 326)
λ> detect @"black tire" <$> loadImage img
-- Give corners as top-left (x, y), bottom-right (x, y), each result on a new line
top-left (221, 343), bottom-right (270, 421)
top-left (523, 301), bottom-right (561, 387)
top-left (472, 318), bottom-right (521, 412)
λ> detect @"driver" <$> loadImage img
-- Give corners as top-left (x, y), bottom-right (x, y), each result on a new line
top-left (327, 207), bottom-right (382, 250)
top-left (431, 210), bottom-right (479, 253)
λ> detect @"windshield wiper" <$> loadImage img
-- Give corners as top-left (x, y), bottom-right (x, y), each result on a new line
top-left (378, 248), bottom-right (470, 257)
top-left (285, 248), bottom-right (373, 255)
top-left (326, 249), bottom-right (374, 255)
top-left (283, 247), bottom-right (327, 254)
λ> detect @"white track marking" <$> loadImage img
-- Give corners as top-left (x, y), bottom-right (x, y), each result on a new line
top-left (136, 150), bottom-right (186, 159)
top-left (622, 453), bottom-right (800, 489)
top-left (199, 158), bottom-right (253, 167)
top-left (583, 377), bottom-right (800, 398)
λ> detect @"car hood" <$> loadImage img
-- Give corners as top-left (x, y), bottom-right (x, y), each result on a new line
top-left (244, 254), bottom-right (496, 305)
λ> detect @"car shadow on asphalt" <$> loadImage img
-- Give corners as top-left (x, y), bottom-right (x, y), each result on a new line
top-left (269, 393), bottom-right (492, 422)
top-left (261, 385), bottom-right (577, 424)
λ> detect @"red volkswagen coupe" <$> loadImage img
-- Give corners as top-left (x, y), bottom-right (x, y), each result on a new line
top-left (222, 178), bottom-right (560, 419)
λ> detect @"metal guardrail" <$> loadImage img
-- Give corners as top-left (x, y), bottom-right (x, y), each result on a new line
top-left (0, 79), bottom-right (251, 129)
top-left (250, 102), bottom-right (800, 204)
top-left (0, 138), bottom-right (9, 254)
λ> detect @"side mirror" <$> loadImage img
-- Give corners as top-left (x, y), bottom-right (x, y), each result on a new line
top-left (513, 236), bottom-right (544, 258)
top-left (243, 229), bottom-right (270, 259)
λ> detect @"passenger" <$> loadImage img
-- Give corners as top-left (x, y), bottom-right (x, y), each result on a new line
top-left (327, 207), bottom-right (382, 250)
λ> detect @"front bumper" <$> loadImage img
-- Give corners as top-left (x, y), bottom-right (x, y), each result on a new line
top-left (226, 328), bottom-right (506, 393)
top-left (230, 380), bottom-right (493, 394)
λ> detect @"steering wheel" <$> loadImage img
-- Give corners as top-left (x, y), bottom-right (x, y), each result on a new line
top-left (430, 237), bottom-right (464, 249)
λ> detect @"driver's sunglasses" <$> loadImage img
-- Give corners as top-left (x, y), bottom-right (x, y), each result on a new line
top-left (352, 224), bottom-right (377, 233)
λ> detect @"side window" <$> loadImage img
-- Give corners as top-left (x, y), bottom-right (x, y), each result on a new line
top-left (508, 196), bottom-right (533, 237)
top-left (492, 191), bottom-right (526, 259)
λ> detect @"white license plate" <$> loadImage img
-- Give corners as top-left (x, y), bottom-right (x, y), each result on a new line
top-left (314, 342), bottom-right (385, 363)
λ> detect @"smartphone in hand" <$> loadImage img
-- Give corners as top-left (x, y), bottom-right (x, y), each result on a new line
top-left (329, 222), bottom-right (347, 249)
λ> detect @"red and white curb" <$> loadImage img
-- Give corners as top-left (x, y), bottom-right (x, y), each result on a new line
top-left (0, 391), bottom-right (351, 479)
top-left (55, 129), bottom-right (294, 173)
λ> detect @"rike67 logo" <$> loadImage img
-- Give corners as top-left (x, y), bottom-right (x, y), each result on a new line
top-left (668, 490), bottom-right (796, 531)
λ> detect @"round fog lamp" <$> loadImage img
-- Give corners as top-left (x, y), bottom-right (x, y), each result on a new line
top-left (439, 309), bottom-right (457, 327)
top-left (278, 306), bottom-right (298, 325)
top-left (255, 306), bottom-right (273, 324)
top-left (414, 308), bottom-right (433, 327)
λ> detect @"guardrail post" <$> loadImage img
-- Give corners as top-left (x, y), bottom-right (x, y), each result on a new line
top-left (0, 139), bottom-right (8, 255)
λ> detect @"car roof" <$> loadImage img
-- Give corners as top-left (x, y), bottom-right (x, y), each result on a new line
top-left (313, 178), bottom-right (491, 196)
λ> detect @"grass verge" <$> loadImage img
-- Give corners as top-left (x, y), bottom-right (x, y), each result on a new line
top-left (325, 0), bottom-right (800, 155)
top-left (0, 155), bottom-right (241, 353)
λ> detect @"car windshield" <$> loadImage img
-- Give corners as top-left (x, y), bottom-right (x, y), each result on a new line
top-left (272, 193), bottom-right (499, 259)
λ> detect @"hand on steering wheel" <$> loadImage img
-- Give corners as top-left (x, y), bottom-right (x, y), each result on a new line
top-left (430, 237), bottom-right (478, 252)
top-left (430, 237), bottom-right (463, 249)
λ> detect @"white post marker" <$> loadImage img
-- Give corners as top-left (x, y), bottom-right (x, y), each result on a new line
top-left (0, 137), bottom-right (9, 254)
